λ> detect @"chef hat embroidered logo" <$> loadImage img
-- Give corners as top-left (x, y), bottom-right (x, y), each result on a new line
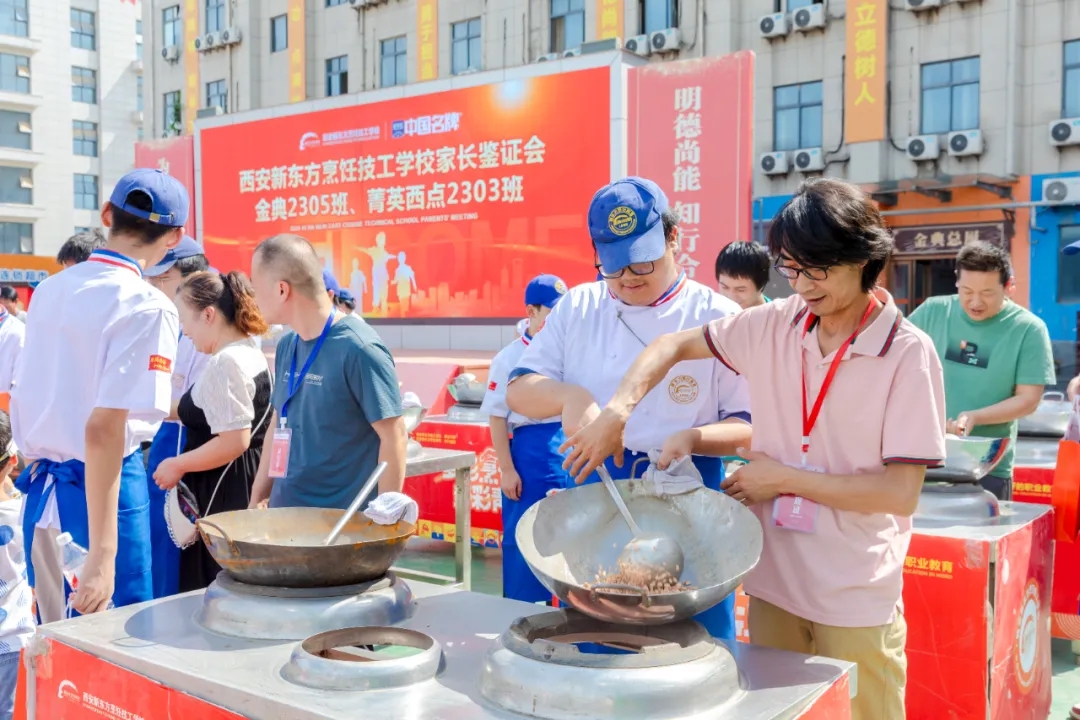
top-left (554, 279), bottom-right (568, 294)
top-left (607, 206), bottom-right (638, 236)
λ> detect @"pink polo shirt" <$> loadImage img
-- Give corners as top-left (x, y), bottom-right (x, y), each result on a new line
top-left (704, 291), bottom-right (945, 627)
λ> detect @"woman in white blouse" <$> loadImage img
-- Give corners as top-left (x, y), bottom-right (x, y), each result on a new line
top-left (153, 271), bottom-right (272, 591)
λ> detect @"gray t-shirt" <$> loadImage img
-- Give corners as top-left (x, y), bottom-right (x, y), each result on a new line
top-left (269, 314), bottom-right (402, 509)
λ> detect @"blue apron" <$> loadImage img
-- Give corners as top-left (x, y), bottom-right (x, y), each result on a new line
top-left (16, 452), bottom-right (153, 613)
top-left (145, 421), bottom-right (185, 598)
top-left (503, 422), bottom-right (572, 603)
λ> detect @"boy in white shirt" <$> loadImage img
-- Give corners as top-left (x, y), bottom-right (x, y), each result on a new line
top-left (0, 410), bottom-right (33, 720)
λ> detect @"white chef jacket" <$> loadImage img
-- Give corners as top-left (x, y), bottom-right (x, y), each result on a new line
top-left (510, 277), bottom-right (751, 452)
top-left (0, 310), bottom-right (24, 393)
top-left (480, 332), bottom-right (559, 430)
top-left (172, 334), bottom-right (208, 404)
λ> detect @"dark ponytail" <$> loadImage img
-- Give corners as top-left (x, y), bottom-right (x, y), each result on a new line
top-left (179, 270), bottom-right (269, 337)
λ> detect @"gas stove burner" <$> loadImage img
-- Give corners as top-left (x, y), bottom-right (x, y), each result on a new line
top-left (479, 609), bottom-right (743, 720)
top-left (915, 482), bottom-right (1000, 528)
top-left (282, 626), bottom-right (442, 691)
top-left (197, 571), bottom-right (414, 641)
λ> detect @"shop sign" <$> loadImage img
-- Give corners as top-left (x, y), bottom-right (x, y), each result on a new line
top-left (892, 222), bottom-right (1010, 255)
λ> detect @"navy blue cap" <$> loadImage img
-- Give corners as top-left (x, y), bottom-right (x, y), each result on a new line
top-left (144, 235), bottom-right (204, 277)
top-left (1065, 240), bottom-right (1080, 256)
top-left (109, 168), bottom-right (189, 227)
top-left (524, 274), bottom-right (568, 308)
top-left (323, 268), bottom-right (342, 293)
top-left (336, 289), bottom-right (356, 303)
top-left (588, 177), bottom-right (669, 272)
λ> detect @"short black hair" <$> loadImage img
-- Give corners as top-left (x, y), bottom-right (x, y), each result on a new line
top-left (334, 295), bottom-right (356, 312)
top-left (173, 254), bottom-right (210, 277)
top-left (662, 208), bottom-right (680, 239)
top-left (109, 190), bottom-right (178, 245)
top-left (767, 178), bottom-right (893, 293)
top-left (56, 228), bottom-right (106, 265)
top-left (956, 241), bottom-right (1011, 285)
top-left (0, 286), bottom-right (16, 302)
top-left (715, 242), bottom-right (771, 291)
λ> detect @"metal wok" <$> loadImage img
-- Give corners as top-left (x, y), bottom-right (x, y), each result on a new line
top-left (926, 435), bottom-right (1011, 484)
top-left (197, 508), bottom-right (415, 588)
top-left (517, 478), bottom-right (762, 625)
top-left (1017, 391), bottom-right (1071, 437)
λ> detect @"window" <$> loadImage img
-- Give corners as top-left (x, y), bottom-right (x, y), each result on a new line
top-left (773, 81), bottom-right (822, 151)
top-left (0, 167), bottom-right (31, 205)
top-left (163, 90), bottom-right (182, 136)
top-left (136, 18), bottom-right (143, 60)
top-left (71, 66), bottom-right (96, 104)
top-left (0, 223), bottom-right (31, 254)
top-left (162, 6), bottom-right (180, 47)
top-left (137, 125), bottom-right (144, 141)
top-left (271, 14), bottom-right (287, 53)
top-left (73, 120), bottom-right (97, 157)
top-left (784, 0), bottom-right (823, 9)
top-left (1059, 226), bottom-right (1080, 304)
top-left (70, 9), bottom-right (95, 50)
top-left (0, 0), bottom-right (28, 38)
top-left (326, 55), bottom-right (347, 96)
top-left (921, 57), bottom-right (980, 135)
top-left (0, 110), bottom-right (29, 150)
top-left (205, 0), bottom-right (225, 34)
top-left (206, 79), bottom-right (227, 111)
top-left (74, 226), bottom-right (89, 234)
top-left (326, 0), bottom-right (348, 6)
top-left (641, 0), bottom-right (675, 35)
top-left (380, 37), bottom-right (406, 88)
top-left (550, 0), bottom-right (584, 54)
top-left (137, 75), bottom-right (143, 112)
top-left (0, 53), bottom-right (28, 94)
top-left (74, 174), bottom-right (98, 210)
top-left (451, 19), bottom-right (481, 75)
top-left (1065, 40), bottom-right (1080, 118)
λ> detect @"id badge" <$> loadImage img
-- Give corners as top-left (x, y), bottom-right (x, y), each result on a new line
top-left (268, 428), bottom-right (292, 479)
top-left (771, 464), bottom-right (822, 534)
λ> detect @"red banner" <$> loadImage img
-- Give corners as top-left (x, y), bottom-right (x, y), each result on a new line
top-left (199, 69), bottom-right (611, 319)
top-left (134, 136), bottom-right (198, 239)
top-left (627, 52), bottom-right (755, 284)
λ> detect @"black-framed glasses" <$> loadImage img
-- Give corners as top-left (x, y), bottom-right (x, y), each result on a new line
top-left (773, 261), bottom-right (830, 281)
top-left (594, 256), bottom-right (656, 280)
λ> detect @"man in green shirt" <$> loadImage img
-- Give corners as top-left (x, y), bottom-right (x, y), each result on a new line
top-left (908, 241), bottom-right (1055, 500)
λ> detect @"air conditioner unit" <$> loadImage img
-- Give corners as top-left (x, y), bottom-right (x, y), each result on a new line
top-left (18, 176), bottom-right (32, 189)
top-left (760, 151), bottom-right (790, 176)
top-left (947, 129), bottom-right (983, 157)
top-left (131, 58), bottom-right (143, 73)
top-left (792, 4), bottom-right (827, 32)
top-left (1049, 118), bottom-right (1080, 147)
top-left (197, 32), bottom-right (219, 52)
top-left (562, 47), bottom-right (581, 58)
top-left (905, 0), bottom-right (942, 10)
top-left (131, 110), bottom-right (143, 124)
top-left (196, 106), bottom-right (224, 119)
top-left (161, 45), bottom-right (180, 62)
top-left (906, 134), bottom-right (940, 161)
top-left (649, 27), bottom-right (681, 53)
top-left (1043, 177), bottom-right (1080, 205)
top-left (793, 147), bottom-right (825, 172)
top-left (535, 52), bottom-right (559, 62)
top-left (220, 26), bottom-right (242, 45)
top-left (759, 13), bottom-right (790, 39)
top-left (624, 34), bottom-right (651, 55)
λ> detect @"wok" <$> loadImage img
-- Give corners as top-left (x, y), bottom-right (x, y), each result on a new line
top-left (197, 507), bottom-right (414, 588)
top-left (1017, 391), bottom-right (1071, 437)
top-left (450, 373), bottom-right (487, 405)
top-left (926, 435), bottom-right (1010, 484)
top-left (517, 478), bottom-right (762, 625)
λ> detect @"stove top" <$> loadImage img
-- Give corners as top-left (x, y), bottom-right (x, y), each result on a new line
top-left (445, 403), bottom-right (486, 423)
top-left (915, 482), bottom-right (1000, 529)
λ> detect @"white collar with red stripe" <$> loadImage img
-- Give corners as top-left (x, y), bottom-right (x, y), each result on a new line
top-left (88, 249), bottom-right (143, 277)
top-left (0, 307), bottom-right (8, 325)
top-left (605, 272), bottom-right (688, 307)
top-left (520, 330), bottom-right (533, 346)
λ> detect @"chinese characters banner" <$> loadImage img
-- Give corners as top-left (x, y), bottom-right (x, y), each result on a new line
top-left (135, 136), bottom-right (198, 239)
top-left (199, 69), bottom-right (610, 319)
top-left (288, 0), bottom-right (305, 103)
top-left (844, 0), bottom-right (887, 143)
top-left (183, 0), bottom-right (199, 135)
top-left (627, 52), bottom-right (754, 282)
top-left (596, 0), bottom-right (623, 40)
top-left (417, 0), bottom-right (438, 81)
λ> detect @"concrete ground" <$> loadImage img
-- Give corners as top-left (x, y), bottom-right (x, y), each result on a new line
top-left (396, 538), bottom-right (1080, 718)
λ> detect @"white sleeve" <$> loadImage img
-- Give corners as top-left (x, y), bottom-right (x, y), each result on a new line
top-left (192, 353), bottom-right (257, 434)
top-left (0, 321), bottom-right (24, 393)
top-left (95, 308), bottom-right (179, 418)
top-left (479, 348), bottom-right (511, 418)
top-left (510, 297), bottom-right (569, 384)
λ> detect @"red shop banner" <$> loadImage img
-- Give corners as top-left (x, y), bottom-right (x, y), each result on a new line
top-left (627, 52), bottom-right (755, 282)
top-left (134, 136), bottom-right (198, 239)
top-left (198, 69), bottom-right (611, 319)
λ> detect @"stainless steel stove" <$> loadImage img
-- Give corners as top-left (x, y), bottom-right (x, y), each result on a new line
top-left (915, 480), bottom-right (1000, 528)
top-left (445, 402), bottom-right (487, 423)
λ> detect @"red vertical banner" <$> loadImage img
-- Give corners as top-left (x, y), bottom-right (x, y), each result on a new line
top-left (627, 52), bottom-right (755, 284)
top-left (134, 136), bottom-right (198, 239)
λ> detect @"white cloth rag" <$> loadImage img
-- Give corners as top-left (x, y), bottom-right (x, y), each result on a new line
top-left (402, 391), bottom-right (422, 409)
top-left (636, 449), bottom-right (705, 496)
top-left (363, 492), bottom-right (419, 525)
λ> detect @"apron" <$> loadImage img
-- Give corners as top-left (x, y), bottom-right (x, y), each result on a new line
top-left (145, 421), bottom-right (186, 598)
top-left (503, 422), bottom-right (573, 603)
top-left (16, 452), bottom-right (153, 612)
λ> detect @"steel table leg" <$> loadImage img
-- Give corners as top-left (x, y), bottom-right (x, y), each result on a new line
top-left (455, 466), bottom-right (472, 591)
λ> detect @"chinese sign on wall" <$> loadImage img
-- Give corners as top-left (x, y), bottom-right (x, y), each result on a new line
top-left (892, 222), bottom-right (1011, 255)
top-left (183, 0), bottom-right (199, 134)
top-left (417, 0), bottom-right (438, 81)
top-left (288, 0), bottom-right (305, 103)
top-left (135, 136), bottom-right (199, 239)
top-left (844, 0), bottom-right (887, 143)
top-left (596, 0), bottom-right (623, 40)
top-left (627, 53), bottom-right (755, 281)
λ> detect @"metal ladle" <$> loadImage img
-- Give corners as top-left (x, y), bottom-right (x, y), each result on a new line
top-left (596, 465), bottom-right (685, 584)
top-left (323, 461), bottom-right (389, 546)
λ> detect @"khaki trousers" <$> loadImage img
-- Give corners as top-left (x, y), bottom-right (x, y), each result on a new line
top-left (748, 596), bottom-right (907, 720)
top-left (30, 526), bottom-right (67, 624)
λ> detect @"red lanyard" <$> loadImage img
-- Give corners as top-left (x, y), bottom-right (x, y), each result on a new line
top-left (800, 298), bottom-right (878, 461)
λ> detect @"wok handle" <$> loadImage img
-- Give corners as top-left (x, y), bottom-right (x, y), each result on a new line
top-left (588, 583), bottom-right (653, 607)
top-left (196, 519), bottom-right (240, 558)
top-left (1043, 391), bottom-right (1066, 402)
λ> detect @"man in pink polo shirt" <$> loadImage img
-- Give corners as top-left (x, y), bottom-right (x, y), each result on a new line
top-left (561, 178), bottom-right (946, 720)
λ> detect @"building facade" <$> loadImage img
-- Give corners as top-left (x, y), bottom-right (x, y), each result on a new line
top-left (0, 0), bottom-right (143, 262)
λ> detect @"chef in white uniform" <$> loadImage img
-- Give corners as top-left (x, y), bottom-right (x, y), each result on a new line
top-left (0, 303), bottom-right (23, 414)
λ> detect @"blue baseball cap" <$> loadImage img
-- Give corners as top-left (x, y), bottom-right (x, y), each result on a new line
top-left (109, 168), bottom-right (189, 227)
top-left (588, 177), bottom-right (670, 273)
top-left (323, 268), bottom-right (341, 293)
top-left (524, 274), bottom-right (568, 308)
top-left (336, 288), bottom-right (356, 303)
top-left (144, 236), bottom-right (204, 277)
top-left (1064, 240), bottom-right (1080, 256)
